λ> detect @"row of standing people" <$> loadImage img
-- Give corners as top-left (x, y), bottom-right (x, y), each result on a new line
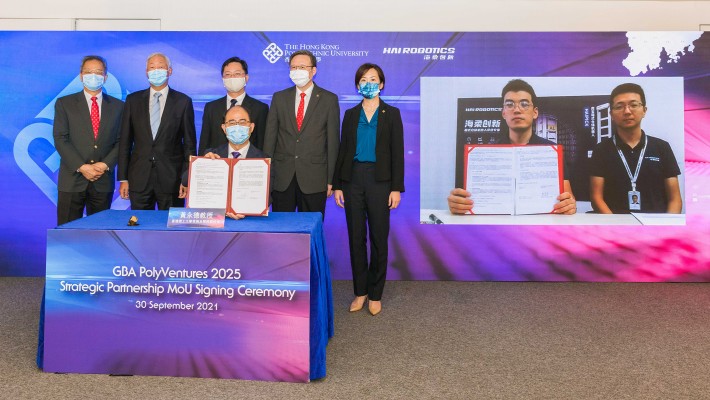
top-left (53, 50), bottom-right (404, 316)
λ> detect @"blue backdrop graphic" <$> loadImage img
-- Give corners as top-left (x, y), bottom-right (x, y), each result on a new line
top-left (2, 31), bottom-right (710, 281)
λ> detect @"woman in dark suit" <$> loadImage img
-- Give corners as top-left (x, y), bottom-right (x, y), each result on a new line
top-left (333, 63), bottom-right (405, 316)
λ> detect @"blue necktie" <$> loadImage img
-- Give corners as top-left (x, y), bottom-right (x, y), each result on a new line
top-left (150, 92), bottom-right (162, 139)
top-left (232, 151), bottom-right (241, 159)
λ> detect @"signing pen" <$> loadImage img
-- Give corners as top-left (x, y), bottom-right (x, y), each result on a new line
top-left (429, 214), bottom-right (443, 224)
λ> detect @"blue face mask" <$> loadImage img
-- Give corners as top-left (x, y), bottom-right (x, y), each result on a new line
top-left (358, 82), bottom-right (381, 99)
top-left (147, 69), bottom-right (168, 86)
top-left (225, 125), bottom-right (250, 145)
top-left (82, 74), bottom-right (105, 91)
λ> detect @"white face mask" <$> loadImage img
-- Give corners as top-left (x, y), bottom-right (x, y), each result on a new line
top-left (289, 69), bottom-right (311, 88)
top-left (82, 74), bottom-right (105, 91)
top-left (223, 77), bottom-right (246, 93)
top-left (147, 69), bottom-right (168, 87)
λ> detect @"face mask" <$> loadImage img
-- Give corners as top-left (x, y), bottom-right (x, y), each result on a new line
top-left (223, 77), bottom-right (246, 93)
top-left (225, 125), bottom-right (250, 145)
top-left (147, 69), bottom-right (168, 86)
top-left (358, 82), bottom-right (381, 99)
top-left (289, 69), bottom-right (311, 88)
top-left (82, 74), bottom-right (105, 91)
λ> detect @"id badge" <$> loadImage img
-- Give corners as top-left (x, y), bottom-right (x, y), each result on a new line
top-left (628, 191), bottom-right (641, 211)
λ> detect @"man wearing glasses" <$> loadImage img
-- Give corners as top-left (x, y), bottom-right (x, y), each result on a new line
top-left (53, 55), bottom-right (124, 225)
top-left (180, 105), bottom-right (266, 219)
top-left (589, 83), bottom-right (682, 213)
top-left (447, 79), bottom-right (577, 215)
top-left (263, 49), bottom-right (340, 217)
top-left (198, 57), bottom-right (268, 155)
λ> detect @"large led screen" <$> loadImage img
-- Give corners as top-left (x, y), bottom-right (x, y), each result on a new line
top-left (2, 31), bottom-right (709, 281)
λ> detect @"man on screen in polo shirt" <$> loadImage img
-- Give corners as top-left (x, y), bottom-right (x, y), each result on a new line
top-left (589, 83), bottom-right (682, 214)
top-left (447, 79), bottom-right (577, 215)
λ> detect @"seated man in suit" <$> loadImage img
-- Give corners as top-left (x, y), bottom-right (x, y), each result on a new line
top-left (198, 57), bottom-right (268, 154)
top-left (180, 105), bottom-right (266, 219)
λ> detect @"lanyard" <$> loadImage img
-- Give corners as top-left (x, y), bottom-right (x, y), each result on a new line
top-left (613, 134), bottom-right (647, 192)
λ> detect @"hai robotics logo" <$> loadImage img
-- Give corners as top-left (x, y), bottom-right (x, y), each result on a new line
top-left (263, 43), bottom-right (284, 64)
top-left (12, 73), bottom-right (130, 209)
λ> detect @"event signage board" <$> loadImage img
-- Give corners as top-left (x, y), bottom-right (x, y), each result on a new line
top-left (43, 229), bottom-right (311, 382)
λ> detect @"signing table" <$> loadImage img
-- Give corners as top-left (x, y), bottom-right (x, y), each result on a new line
top-left (38, 210), bottom-right (333, 382)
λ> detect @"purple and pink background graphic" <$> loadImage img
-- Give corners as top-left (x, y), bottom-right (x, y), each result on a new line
top-left (44, 229), bottom-right (311, 381)
top-left (2, 31), bottom-right (710, 281)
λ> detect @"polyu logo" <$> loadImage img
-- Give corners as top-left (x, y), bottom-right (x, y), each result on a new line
top-left (263, 43), bottom-right (284, 64)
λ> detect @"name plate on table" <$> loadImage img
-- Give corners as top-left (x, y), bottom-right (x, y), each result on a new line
top-left (43, 229), bottom-right (312, 382)
top-left (167, 207), bottom-right (225, 228)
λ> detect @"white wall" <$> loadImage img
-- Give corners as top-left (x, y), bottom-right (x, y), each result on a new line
top-left (1, 1), bottom-right (709, 31)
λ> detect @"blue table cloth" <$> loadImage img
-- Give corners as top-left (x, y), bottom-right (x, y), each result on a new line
top-left (38, 210), bottom-right (334, 380)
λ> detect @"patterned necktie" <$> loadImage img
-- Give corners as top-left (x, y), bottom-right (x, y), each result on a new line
top-left (296, 92), bottom-right (306, 131)
top-left (90, 96), bottom-right (100, 140)
top-left (150, 92), bottom-right (162, 139)
top-left (232, 151), bottom-right (241, 159)
top-left (230, 98), bottom-right (237, 109)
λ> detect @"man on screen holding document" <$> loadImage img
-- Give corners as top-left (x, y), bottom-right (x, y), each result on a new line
top-left (447, 79), bottom-right (577, 215)
top-left (589, 83), bottom-right (681, 214)
top-left (179, 105), bottom-right (266, 219)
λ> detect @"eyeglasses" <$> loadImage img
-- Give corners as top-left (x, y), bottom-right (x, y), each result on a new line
top-left (224, 119), bottom-right (251, 127)
top-left (503, 100), bottom-right (533, 111)
top-left (611, 102), bottom-right (644, 112)
top-left (82, 69), bottom-right (105, 75)
top-left (223, 72), bottom-right (246, 78)
top-left (289, 65), bottom-right (314, 71)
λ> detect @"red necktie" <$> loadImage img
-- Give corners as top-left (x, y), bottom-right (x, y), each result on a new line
top-left (90, 96), bottom-right (100, 140)
top-left (296, 92), bottom-right (306, 131)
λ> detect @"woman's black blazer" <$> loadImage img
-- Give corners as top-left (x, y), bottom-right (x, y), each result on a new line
top-left (332, 100), bottom-right (405, 192)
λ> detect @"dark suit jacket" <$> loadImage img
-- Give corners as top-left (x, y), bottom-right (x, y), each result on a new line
top-left (53, 91), bottom-right (124, 193)
top-left (198, 94), bottom-right (269, 155)
top-left (332, 100), bottom-right (405, 192)
top-left (118, 87), bottom-right (196, 193)
top-left (181, 143), bottom-right (267, 186)
top-left (263, 84), bottom-right (340, 194)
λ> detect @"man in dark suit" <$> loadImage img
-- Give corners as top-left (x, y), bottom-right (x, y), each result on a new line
top-left (263, 50), bottom-right (340, 216)
top-left (198, 57), bottom-right (268, 154)
top-left (180, 105), bottom-right (266, 219)
top-left (118, 52), bottom-right (197, 210)
top-left (53, 55), bottom-right (124, 225)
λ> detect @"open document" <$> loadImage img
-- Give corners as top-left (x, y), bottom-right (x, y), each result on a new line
top-left (186, 156), bottom-right (271, 216)
top-left (463, 144), bottom-right (563, 215)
